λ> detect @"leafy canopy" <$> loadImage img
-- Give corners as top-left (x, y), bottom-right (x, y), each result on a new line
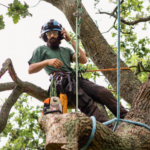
top-left (0, 94), bottom-right (45, 150)
top-left (0, 0), bottom-right (32, 28)
top-left (6, 0), bottom-right (32, 24)
top-left (0, 15), bottom-right (5, 30)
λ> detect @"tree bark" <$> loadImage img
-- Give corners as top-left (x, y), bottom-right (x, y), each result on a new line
top-left (0, 85), bottom-right (23, 133)
top-left (39, 74), bottom-right (150, 150)
top-left (43, 0), bottom-right (142, 104)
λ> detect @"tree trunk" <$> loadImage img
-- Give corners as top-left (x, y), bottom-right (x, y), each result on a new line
top-left (44, 0), bottom-right (142, 104)
top-left (39, 75), bottom-right (150, 150)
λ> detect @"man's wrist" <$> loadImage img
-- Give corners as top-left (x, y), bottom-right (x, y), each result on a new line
top-left (68, 39), bottom-right (75, 45)
top-left (68, 40), bottom-right (73, 45)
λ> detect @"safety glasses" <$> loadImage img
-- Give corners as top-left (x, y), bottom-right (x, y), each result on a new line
top-left (46, 31), bottom-right (58, 36)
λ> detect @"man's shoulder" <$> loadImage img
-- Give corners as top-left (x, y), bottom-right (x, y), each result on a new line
top-left (60, 46), bottom-right (69, 49)
top-left (60, 46), bottom-right (72, 52)
top-left (36, 45), bottom-right (47, 50)
top-left (33, 45), bottom-right (48, 52)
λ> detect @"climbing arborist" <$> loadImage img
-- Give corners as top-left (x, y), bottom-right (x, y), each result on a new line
top-left (28, 19), bottom-right (128, 129)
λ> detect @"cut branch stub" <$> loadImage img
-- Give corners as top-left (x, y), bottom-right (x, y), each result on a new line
top-left (38, 112), bottom-right (132, 150)
top-left (39, 113), bottom-right (79, 150)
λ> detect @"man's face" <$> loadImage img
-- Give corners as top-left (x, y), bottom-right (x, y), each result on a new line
top-left (46, 31), bottom-right (60, 49)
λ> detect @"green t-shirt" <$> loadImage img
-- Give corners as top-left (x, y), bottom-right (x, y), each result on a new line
top-left (28, 45), bottom-right (75, 75)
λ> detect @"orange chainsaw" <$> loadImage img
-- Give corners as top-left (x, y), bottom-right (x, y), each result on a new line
top-left (42, 78), bottom-right (68, 115)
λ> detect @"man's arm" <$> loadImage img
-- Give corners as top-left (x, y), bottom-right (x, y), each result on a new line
top-left (71, 40), bottom-right (87, 64)
top-left (61, 28), bottom-right (87, 64)
top-left (28, 59), bottom-right (63, 74)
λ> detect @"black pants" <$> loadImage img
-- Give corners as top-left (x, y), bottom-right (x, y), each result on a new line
top-left (58, 73), bottom-right (128, 124)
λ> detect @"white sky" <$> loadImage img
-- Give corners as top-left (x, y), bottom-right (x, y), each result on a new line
top-left (0, 0), bottom-right (150, 147)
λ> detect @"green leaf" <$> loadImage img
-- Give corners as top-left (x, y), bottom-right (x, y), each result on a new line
top-left (0, 15), bottom-right (5, 30)
top-left (12, 14), bottom-right (20, 24)
top-left (6, 0), bottom-right (32, 25)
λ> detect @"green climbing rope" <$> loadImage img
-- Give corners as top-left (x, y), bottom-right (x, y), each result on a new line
top-left (50, 78), bottom-right (57, 98)
top-left (75, 0), bottom-right (82, 112)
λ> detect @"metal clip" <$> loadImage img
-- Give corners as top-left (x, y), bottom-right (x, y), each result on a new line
top-left (73, 12), bottom-right (82, 17)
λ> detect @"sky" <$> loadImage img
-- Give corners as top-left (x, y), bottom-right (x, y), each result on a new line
top-left (0, 0), bottom-right (150, 147)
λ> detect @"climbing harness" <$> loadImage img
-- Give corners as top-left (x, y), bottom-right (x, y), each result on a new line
top-left (42, 78), bottom-right (62, 115)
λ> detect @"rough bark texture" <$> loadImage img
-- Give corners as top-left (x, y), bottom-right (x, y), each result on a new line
top-left (0, 82), bottom-right (16, 91)
top-left (44, 0), bottom-right (142, 104)
top-left (39, 74), bottom-right (150, 149)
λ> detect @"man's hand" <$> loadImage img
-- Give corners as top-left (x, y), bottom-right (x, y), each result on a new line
top-left (28, 59), bottom-right (63, 74)
top-left (61, 28), bottom-right (71, 42)
top-left (47, 59), bottom-right (63, 69)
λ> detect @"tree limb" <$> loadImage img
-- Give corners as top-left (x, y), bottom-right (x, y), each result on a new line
top-left (0, 85), bottom-right (23, 133)
top-left (111, 0), bottom-right (124, 16)
top-left (0, 82), bottom-right (16, 92)
top-left (102, 19), bottom-right (117, 34)
top-left (129, 61), bottom-right (150, 75)
top-left (96, 9), bottom-right (150, 26)
top-left (0, 58), bottom-right (22, 85)
top-left (0, 3), bottom-right (9, 8)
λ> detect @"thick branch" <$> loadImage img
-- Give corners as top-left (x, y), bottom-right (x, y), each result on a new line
top-left (39, 113), bottom-right (123, 150)
top-left (23, 81), bottom-right (49, 102)
top-left (125, 73), bottom-right (150, 126)
top-left (0, 85), bottom-right (23, 133)
top-left (0, 58), bottom-right (22, 85)
top-left (0, 82), bottom-right (16, 92)
top-left (39, 112), bottom-right (150, 150)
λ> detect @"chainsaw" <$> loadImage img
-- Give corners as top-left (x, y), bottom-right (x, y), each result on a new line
top-left (42, 77), bottom-right (68, 115)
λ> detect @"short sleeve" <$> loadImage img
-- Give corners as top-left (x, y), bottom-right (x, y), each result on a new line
top-left (28, 46), bottom-right (44, 65)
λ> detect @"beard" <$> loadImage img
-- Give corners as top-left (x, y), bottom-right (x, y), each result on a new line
top-left (47, 37), bottom-right (60, 49)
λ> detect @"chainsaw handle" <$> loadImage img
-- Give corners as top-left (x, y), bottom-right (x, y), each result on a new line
top-left (43, 110), bottom-right (62, 115)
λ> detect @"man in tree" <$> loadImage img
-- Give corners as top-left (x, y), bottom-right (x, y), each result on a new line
top-left (28, 19), bottom-right (127, 129)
